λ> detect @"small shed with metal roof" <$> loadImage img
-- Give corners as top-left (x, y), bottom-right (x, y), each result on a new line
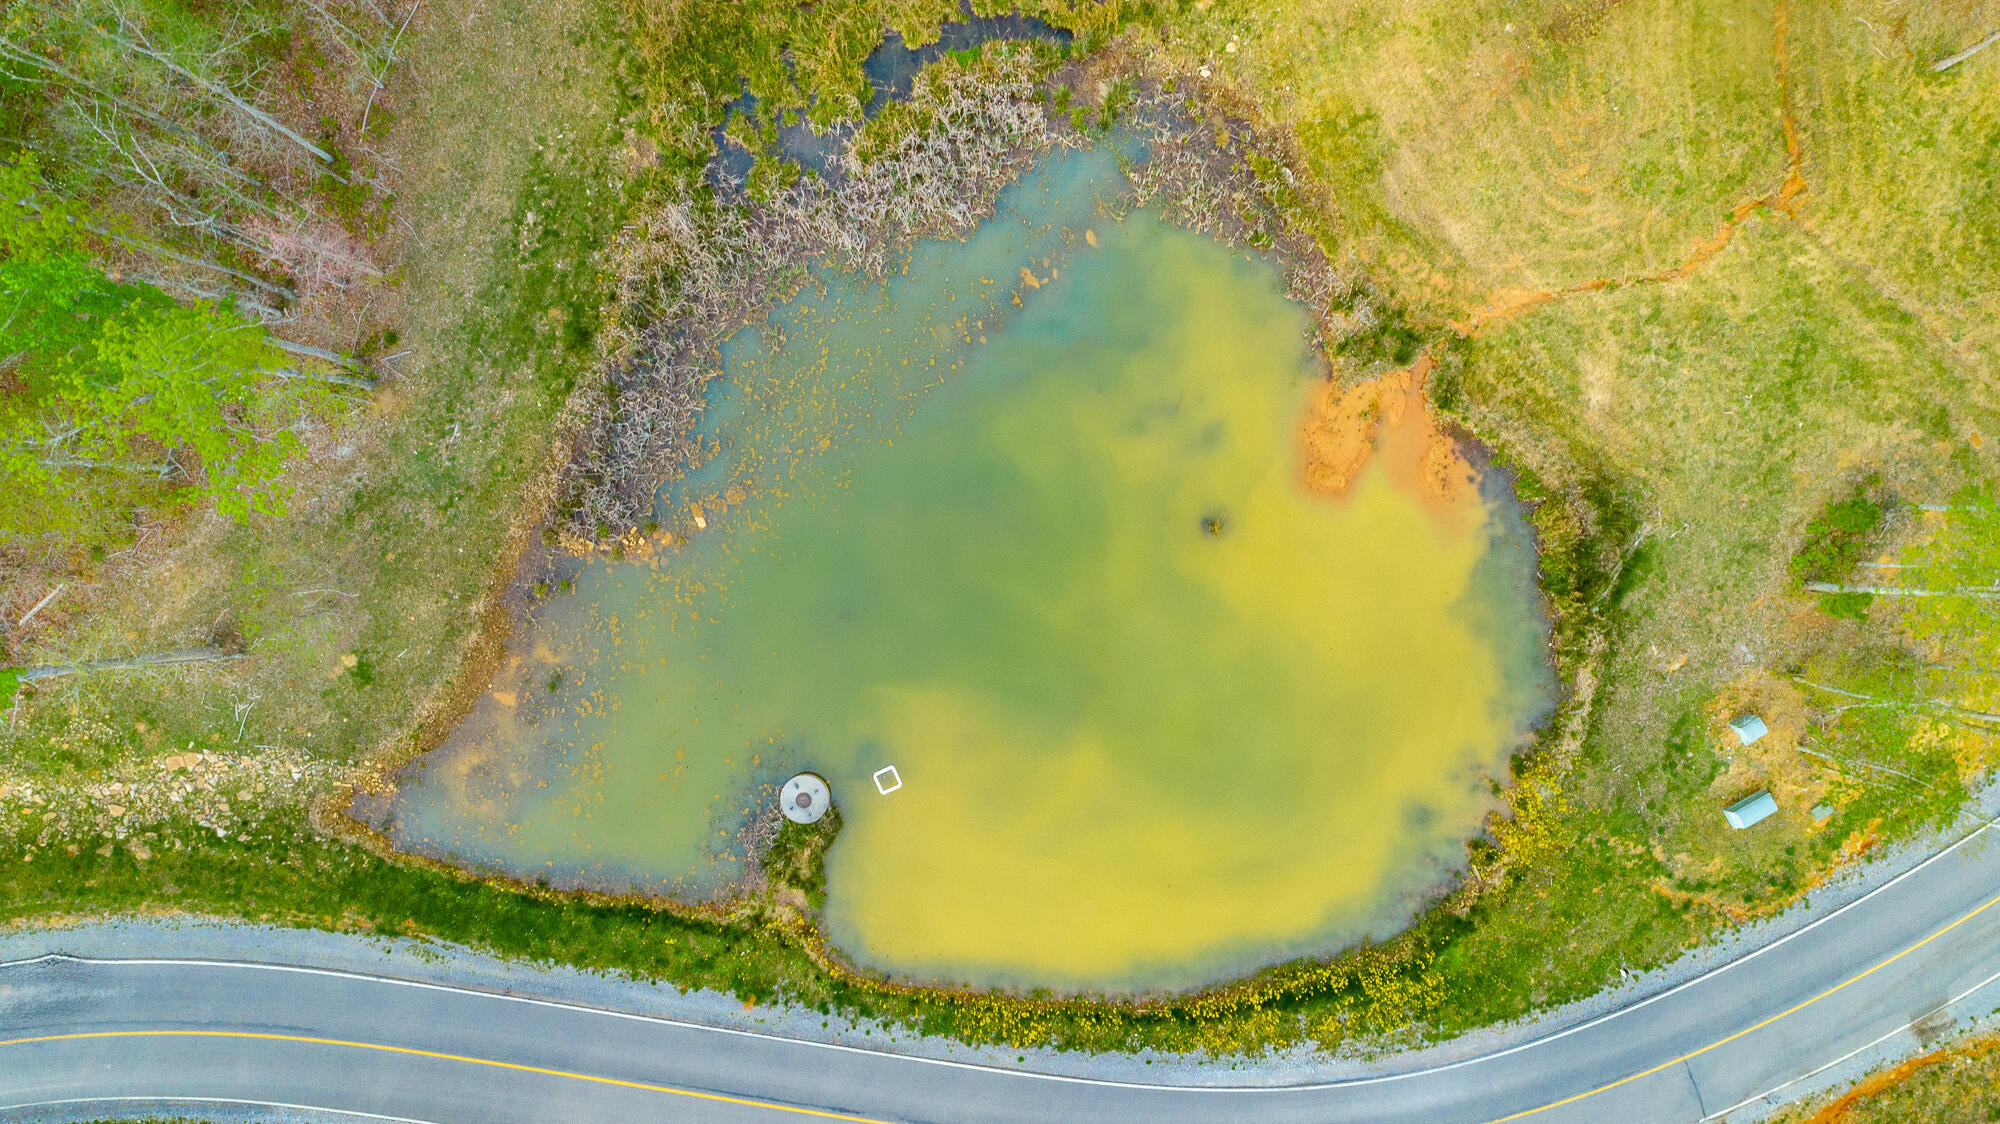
top-left (1729, 714), bottom-right (1769, 746)
top-left (1724, 790), bottom-right (1778, 830)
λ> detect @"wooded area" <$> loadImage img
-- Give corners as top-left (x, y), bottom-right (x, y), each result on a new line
top-left (2, 0), bottom-right (408, 562)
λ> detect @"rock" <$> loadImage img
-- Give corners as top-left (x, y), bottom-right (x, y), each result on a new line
top-left (105, 804), bottom-right (126, 817)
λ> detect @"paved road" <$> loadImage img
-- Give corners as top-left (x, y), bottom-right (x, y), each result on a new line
top-left (4, 822), bottom-right (2000, 1124)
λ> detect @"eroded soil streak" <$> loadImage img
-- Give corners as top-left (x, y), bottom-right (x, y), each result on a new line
top-left (1453, 0), bottom-right (1806, 335)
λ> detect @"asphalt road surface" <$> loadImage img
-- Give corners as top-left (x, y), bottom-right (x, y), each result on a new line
top-left (5, 821), bottom-right (2000, 1124)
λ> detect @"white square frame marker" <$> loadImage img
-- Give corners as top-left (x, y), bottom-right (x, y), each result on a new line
top-left (872, 765), bottom-right (903, 795)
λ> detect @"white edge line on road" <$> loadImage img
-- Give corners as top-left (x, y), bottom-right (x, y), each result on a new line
top-left (0, 1094), bottom-right (439, 1123)
top-left (1702, 961), bottom-right (2000, 1120)
top-left (5, 814), bottom-right (1996, 1098)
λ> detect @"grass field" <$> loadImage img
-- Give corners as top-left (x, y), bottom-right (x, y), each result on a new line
top-left (4, 0), bottom-right (1998, 1064)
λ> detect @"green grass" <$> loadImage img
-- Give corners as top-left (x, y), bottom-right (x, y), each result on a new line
top-left (1791, 484), bottom-right (1885, 585)
top-left (1789, 1), bottom-right (2000, 385)
top-left (1435, 212), bottom-right (1981, 979)
top-left (1, 814), bottom-right (833, 1008)
top-left (763, 809), bottom-right (842, 912)
top-left (0, 810), bottom-right (1530, 1053)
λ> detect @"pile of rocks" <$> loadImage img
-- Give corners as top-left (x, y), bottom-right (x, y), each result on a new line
top-left (0, 745), bottom-right (335, 859)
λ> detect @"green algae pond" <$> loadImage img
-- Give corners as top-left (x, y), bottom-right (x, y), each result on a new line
top-left (366, 148), bottom-right (1555, 994)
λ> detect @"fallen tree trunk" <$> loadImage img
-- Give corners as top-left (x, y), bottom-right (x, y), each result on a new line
top-left (1795, 676), bottom-right (2000, 727)
top-left (273, 365), bottom-right (375, 390)
top-left (135, 272), bottom-right (288, 322)
top-left (273, 337), bottom-right (363, 369)
top-left (1934, 28), bottom-right (2000, 72)
top-left (19, 646), bottom-right (246, 683)
top-left (1797, 745), bottom-right (1939, 790)
top-left (105, 27), bottom-right (339, 169)
top-left (87, 222), bottom-right (299, 303)
top-left (1804, 581), bottom-right (2000, 599)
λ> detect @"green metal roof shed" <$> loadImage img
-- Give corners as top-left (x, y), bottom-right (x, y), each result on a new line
top-left (1729, 714), bottom-right (1770, 746)
top-left (1725, 790), bottom-right (1778, 829)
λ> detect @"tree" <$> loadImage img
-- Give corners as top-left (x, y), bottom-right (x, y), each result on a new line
top-left (1, 152), bottom-right (297, 539)
top-left (1796, 488), bottom-right (2000, 772)
top-left (1900, 490), bottom-right (2000, 719)
top-left (2, 0), bottom-right (401, 315)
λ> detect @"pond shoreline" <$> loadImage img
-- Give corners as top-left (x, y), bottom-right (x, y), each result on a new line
top-left (316, 36), bottom-right (1619, 1046)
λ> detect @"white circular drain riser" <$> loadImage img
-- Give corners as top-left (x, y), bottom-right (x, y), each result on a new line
top-left (781, 773), bottom-right (831, 824)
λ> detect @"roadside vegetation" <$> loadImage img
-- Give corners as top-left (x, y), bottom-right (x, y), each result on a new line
top-left (3, 0), bottom-right (1998, 1073)
top-left (1775, 1028), bottom-right (2000, 1124)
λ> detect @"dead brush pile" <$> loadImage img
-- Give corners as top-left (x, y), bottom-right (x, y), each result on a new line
top-left (559, 49), bottom-right (1079, 543)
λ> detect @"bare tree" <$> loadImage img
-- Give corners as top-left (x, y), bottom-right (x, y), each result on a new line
top-left (90, 5), bottom-right (338, 168)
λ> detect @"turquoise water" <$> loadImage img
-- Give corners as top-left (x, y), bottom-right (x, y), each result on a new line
top-left (377, 148), bottom-right (1554, 993)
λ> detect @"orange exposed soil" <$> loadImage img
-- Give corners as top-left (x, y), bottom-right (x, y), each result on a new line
top-left (1298, 352), bottom-right (1482, 523)
top-left (1772, 0), bottom-right (1807, 214)
top-left (1802, 1032), bottom-right (2000, 1123)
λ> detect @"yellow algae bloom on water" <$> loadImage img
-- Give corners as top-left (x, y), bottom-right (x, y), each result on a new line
top-left (377, 149), bottom-right (1552, 994)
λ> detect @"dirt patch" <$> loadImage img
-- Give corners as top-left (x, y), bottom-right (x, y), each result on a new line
top-left (1542, 0), bottom-right (1633, 45)
top-left (1298, 351), bottom-right (1481, 519)
top-left (1, 745), bottom-right (333, 857)
top-left (1706, 669), bottom-right (1825, 814)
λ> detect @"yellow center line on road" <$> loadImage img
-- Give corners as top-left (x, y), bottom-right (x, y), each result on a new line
top-left (1487, 888), bottom-right (2000, 1122)
top-left (0, 1028), bottom-right (895, 1123)
top-left (11, 890), bottom-right (2000, 1124)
